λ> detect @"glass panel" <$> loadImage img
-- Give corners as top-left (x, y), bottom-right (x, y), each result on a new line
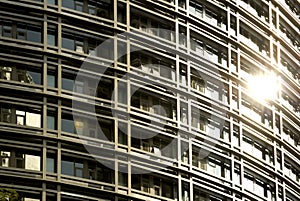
top-left (47, 34), bottom-right (56, 46)
top-left (27, 28), bottom-right (41, 43)
top-left (61, 160), bottom-right (74, 176)
top-left (61, 118), bottom-right (75, 133)
top-left (117, 2), bottom-right (126, 23)
top-left (62, 77), bottom-right (74, 91)
top-left (47, 74), bottom-right (55, 87)
top-left (3, 26), bottom-right (12, 37)
top-left (62, 0), bottom-right (75, 9)
top-left (2, 108), bottom-right (12, 123)
top-left (16, 153), bottom-right (25, 168)
top-left (47, 115), bottom-right (55, 130)
top-left (75, 1), bottom-right (83, 11)
top-left (46, 157), bottom-right (55, 172)
top-left (28, 71), bottom-right (41, 85)
top-left (118, 172), bottom-right (128, 186)
top-left (62, 37), bottom-right (74, 50)
top-left (75, 162), bottom-right (83, 177)
top-left (17, 28), bottom-right (26, 40)
top-left (48, 0), bottom-right (56, 5)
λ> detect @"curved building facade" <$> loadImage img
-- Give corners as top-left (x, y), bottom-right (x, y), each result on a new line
top-left (0, 0), bottom-right (299, 200)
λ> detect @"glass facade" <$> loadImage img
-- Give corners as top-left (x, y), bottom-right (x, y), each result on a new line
top-left (0, 0), bottom-right (299, 200)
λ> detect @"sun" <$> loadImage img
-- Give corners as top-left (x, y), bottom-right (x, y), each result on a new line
top-left (247, 72), bottom-right (279, 102)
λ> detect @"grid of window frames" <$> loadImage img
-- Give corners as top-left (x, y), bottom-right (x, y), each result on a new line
top-left (0, 0), bottom-right (299, 200)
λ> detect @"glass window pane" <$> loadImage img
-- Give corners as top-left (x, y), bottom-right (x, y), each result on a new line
top-left (3, 26), bottom-right (12, 37)
top-left (62, 0), bottom-right (75, 9)
top-left (75, 1), bottom-right (83, 11)
top-left (47, 115), bottom-right (55, 130)
top-left (27, 29), bottom-right (41, 43)
top-left (47, 34), bottom-right (56, 46)
top-left (62, 118), bottom-right (74, 133)
top-left (48, 0), bottom-right (56, 4)
top-left (62, 37), bottom-right (74, 50)
top-left (47, 74), bottom-right (55, 87)
top-left (117, 3), bottom-right (126, 23)
top-left (17, 28), bottom-right (26, 40)
top-left (46, 157), bottom-right (55, 172)
top-left (61, 160), bottom-right (74, 175)
top-left (62, 77), bottom-right (74, 91)
top-left (28, 71), bottom-right (41, 85)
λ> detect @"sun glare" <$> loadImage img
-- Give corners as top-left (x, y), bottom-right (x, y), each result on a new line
top-left (247, 73), bottom-right (279, 102)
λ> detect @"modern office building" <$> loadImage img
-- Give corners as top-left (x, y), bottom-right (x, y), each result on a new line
top-left (0, 0), bottom-right (299, 200)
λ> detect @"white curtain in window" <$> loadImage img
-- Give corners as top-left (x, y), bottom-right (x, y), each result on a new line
top-left (26, 112), bottom-right (41, 127)
top-left (25, 155), bottom-right (40, 171)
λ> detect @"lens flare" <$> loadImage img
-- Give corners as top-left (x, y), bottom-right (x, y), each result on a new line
top-left (247, 73), bottom-right (278, 102)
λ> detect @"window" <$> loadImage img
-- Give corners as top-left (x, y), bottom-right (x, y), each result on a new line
top-left (233, 166), bottom-right (240, 184)
top-left (207, 158), bottom-right (221, 177)
top-left (130, 11), bottom-right (174, 41)
top-left (61, 113), bottom-right (75, 133)
top-left (48, 0), bottom-right (56, 5)
top-left (118, 122), bottom-right (127, 145)
top-left (0, 65), bottom-right (41, 84)
top-left (16, 23), bottom-right (41, 43)
top-left (0, 107), bottom-right (12, 123)
top-left (61, 159), bottom-right (83, 178)
top-left (180, 103), bottom-right (188, 124)
top-left (62, 0), bottom-right (113, 20)
top-left (47, 28), bottom-right (57, 46)
top-left (117, 2), bottom-right (126, 23)
top-left (88, 161), bottom-right (114, 183)
top-left (15, 109), bottom-right (41, 128)
top-left (62, 70), bottom-right (76, 91)
top-left (62, 0), bottom-right (75, 9)
top-left (118, 164), bottom-right (128, 186)
top-left (191, 73), bottom-right (205, 93)
top-left (0, 150), bottom-right (40, 171)
top-left (0, 151), bottom-right (10, 167)
top-left (27, 25), bottom-right (42, 43)
top-left (3, 23), bottom-right (12, 38)
top-left (221, 123), bottom-right (230, 142)
top-left (61, 160), bottom-right (74, 176)
top-left (62, 36), bottom-right (74, 51)
top-left (47, 114), bottom-right (56, 130)
top-left (46, 157), bottom-right (55, 172)
top-left (243, 171), bottom-right (273, 198)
